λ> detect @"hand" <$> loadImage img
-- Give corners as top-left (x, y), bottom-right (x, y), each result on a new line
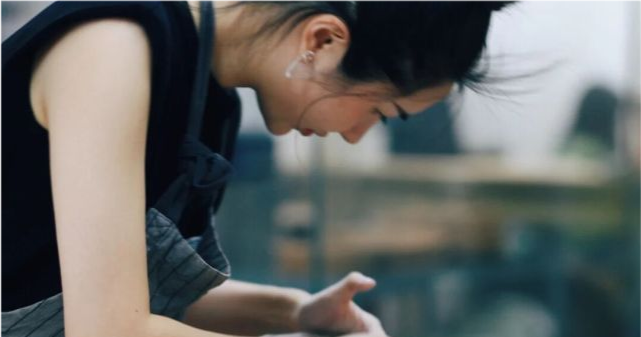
top-left (294, 272), bottom-right (386, 336)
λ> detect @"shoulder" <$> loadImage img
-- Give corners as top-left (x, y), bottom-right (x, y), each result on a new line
top-left (53, 0), bottom-right (164, 9)
top-left (30, 18), bottom-right (152, 129)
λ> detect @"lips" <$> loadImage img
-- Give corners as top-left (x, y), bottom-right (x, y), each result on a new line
top-left (298, 128), bottom-right (328, 137)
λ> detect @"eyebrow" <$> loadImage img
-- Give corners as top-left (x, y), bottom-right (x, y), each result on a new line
top-left (392, 102), bottom-right (410, 121)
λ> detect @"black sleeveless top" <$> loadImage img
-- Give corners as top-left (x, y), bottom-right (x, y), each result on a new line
top-left (2, 1), bottom-right (241, 311)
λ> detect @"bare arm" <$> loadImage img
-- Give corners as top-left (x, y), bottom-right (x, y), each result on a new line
top-left (35, 17), bottom-right (247, 337)
top-left (182, 280), bottom-right (312, 336)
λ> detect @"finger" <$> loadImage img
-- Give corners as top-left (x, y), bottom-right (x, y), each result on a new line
top-left (339, 272), bottom-right (376, 299)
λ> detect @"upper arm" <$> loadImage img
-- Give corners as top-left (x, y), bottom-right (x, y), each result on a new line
top-left (38, 18), bottom-right (153, 337)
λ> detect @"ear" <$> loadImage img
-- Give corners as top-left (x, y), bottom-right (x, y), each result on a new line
top-left (300, 14), bottom-right (350, 71)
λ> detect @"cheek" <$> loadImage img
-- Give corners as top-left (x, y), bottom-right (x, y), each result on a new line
top-left (303, 99), bottom-right (371, 131)
top-left (257, 85), bottom-right (300, 119)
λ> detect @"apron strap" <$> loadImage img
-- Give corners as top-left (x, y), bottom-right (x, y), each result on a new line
top-left (185, 1), bottom-right (214, 139)
top-left (154, 2), bottom-right (233, 224)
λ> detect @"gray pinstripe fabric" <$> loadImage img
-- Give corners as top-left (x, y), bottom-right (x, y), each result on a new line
top-left (1, 207), bottom-right (230, 337)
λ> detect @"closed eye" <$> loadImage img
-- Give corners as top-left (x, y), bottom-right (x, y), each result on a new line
top-left (372, 108), bottom-right (388, 124)
top-left (392, 102), bottom-right (410, 121)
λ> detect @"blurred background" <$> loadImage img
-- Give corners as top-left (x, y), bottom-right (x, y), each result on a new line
top-left (3, 2), bottom-right (640, 337)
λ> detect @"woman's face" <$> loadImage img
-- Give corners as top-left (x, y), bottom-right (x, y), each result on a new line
top-left (248, 12), bottom-right (453, 144)
top-left (255, 76), bottom-right (453, 144)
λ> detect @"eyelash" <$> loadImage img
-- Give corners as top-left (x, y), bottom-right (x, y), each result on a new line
top-left (374, 108), bottom-right (388, 124)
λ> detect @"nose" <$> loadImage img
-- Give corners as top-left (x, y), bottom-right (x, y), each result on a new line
top-left (340, 118), bottom-right (378, 144)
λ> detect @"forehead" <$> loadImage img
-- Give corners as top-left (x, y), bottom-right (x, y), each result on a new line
top-left (344, 82), bottom-right (454, 113)
top-left (394, 82), bottom-right (454, 113)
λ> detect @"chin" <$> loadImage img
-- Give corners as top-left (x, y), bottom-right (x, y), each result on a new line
top-left (271, 129), bottom-right (291, 136)
top-left (265, 123), bottom-right (292, 136)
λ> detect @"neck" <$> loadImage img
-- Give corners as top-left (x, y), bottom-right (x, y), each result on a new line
top-left (186, 1), bottom-right (256, 88)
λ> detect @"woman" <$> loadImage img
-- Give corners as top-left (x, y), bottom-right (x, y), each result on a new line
top-left (1, 1), bottom-right (510, 337)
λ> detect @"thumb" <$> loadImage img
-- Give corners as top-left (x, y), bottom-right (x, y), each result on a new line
top-left (338, 272), bottom-right (376, 299)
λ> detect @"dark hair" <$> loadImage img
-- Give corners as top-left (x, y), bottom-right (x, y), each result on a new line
top-left (230, 1), bottom-right (513, 96)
